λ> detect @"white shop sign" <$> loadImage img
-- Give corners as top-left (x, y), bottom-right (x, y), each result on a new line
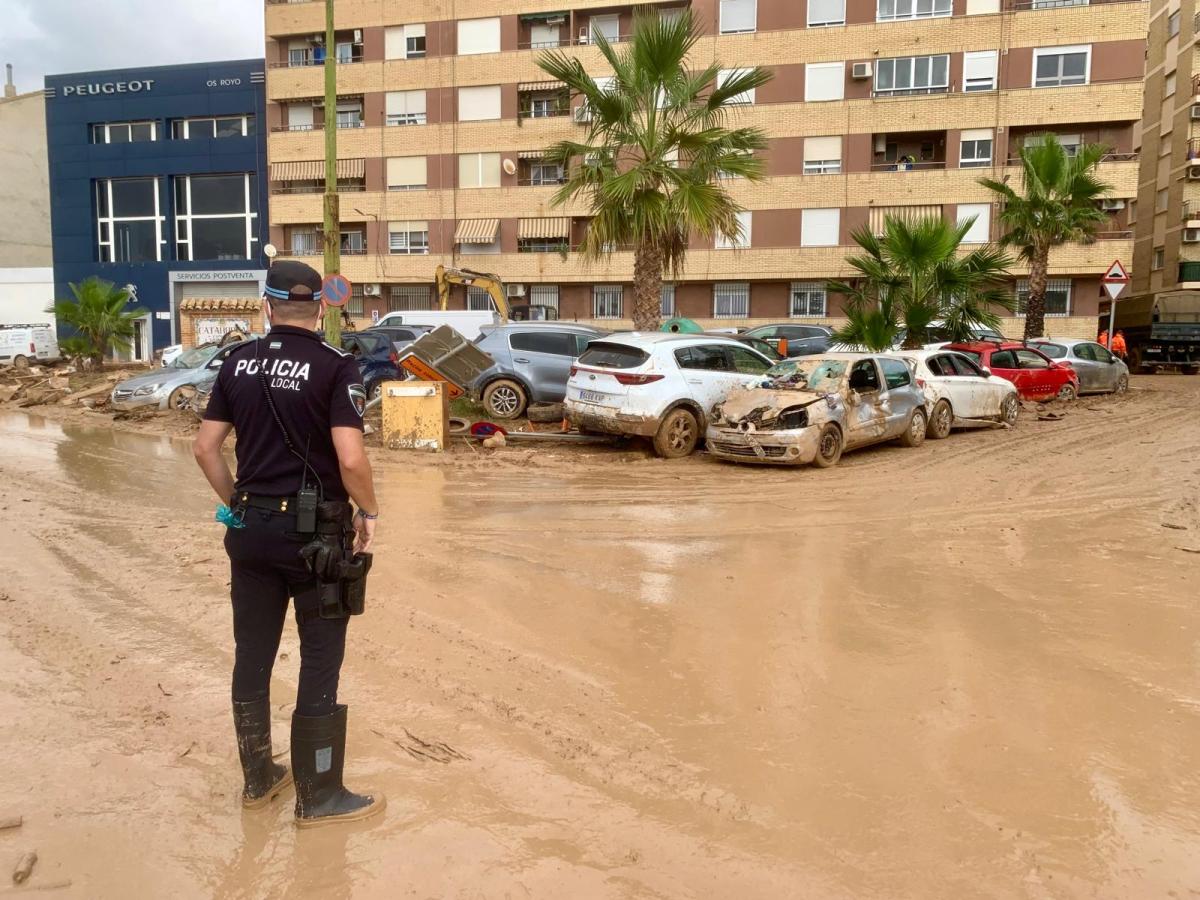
top-left (195, 318), bottom-right (250, 344)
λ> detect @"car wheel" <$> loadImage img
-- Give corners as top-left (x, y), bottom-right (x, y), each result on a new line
top-left (927, 400), bottom-right (953, 440)
top-left (483, 379), bottom-right (528, 420)
top-left (11, 355), bottom-right (29, 371)
top-left (368, 380), bottom-right (384, 402)
top-left (811, 423), bottom-right (843, 468)
top-left (1114, 375), bottom-right (1129, 394)
top-left (652, 408), bottom-right (699, 459)
top-left (898, 408), bottom-right (928, 448)
top-left (1057, 382), bottom-right (1078, 402)
top-left (1000, 394), bottom-right (1020, 426)
top-left (167, 386), bottom-right (195, 410)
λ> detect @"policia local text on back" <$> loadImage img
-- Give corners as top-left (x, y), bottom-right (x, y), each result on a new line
top-left (192, 260), bottom-right (385, 828)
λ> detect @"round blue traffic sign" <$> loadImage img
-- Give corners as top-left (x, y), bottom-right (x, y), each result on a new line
top-left (322, 273), bottom-right (352, 307)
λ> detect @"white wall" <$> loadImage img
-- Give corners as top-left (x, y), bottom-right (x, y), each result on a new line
top-left (0, 267), bottom-right (55, 326)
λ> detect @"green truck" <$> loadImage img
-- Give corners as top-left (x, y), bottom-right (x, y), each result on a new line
top-left (1114, 290), bottom-right (1200, 374)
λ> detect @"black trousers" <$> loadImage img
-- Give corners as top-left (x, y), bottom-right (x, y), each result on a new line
top-left (224, 508), bottom-right (348, 717)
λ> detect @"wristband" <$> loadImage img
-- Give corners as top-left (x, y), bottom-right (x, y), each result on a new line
top-left (357, 509), bottom-right (378, 521)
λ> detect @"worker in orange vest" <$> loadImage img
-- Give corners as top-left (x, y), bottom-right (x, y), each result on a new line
top-left (1111, 330), bottom-right (1128, 359)
top-left (1098, 330), bottom-right (1109, 348)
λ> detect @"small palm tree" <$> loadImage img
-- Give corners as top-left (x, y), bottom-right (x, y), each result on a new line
top-left (51, 276), bottom-right (147, 366)
top-left (537, 10), bottom-right (772, 330)
top-left (828, 216), bottom-right (1014, 352)
top-left (980, 135), bottom-right (1112, 340)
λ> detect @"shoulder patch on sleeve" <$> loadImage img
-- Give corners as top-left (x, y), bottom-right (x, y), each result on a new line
top-left (347, 383), bottom-right (367, 417)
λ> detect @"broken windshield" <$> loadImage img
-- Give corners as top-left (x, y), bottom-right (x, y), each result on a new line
top-left (764, 358), bottom-right (848, 392)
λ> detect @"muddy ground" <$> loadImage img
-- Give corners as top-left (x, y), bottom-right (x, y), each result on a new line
top-left (0, 376), bottom-right (1198, 899)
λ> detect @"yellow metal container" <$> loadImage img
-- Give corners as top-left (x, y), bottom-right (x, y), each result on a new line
top-left (380, 381), bottom-right (450, 452)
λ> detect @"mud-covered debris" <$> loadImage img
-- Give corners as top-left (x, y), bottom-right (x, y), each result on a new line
top-left (0, 816), bottom-right (21, 831)
top-left (482, 433), bottom-right (507, 450)
top-left (1176, 546), bottom-right (1200, 555)
top-left (12, 851), bottom-right (37, 885)
top-left (0, 385), bottom-right (18, 404)
top-left (1161, 523), bottom-right (1188, 531)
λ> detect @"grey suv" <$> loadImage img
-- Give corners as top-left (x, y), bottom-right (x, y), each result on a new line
top-left (473, 324), bottom-right (608, 419)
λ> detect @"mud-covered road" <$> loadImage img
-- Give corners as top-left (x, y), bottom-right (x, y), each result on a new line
top-left (1, 377), bottom-right (1198, 899)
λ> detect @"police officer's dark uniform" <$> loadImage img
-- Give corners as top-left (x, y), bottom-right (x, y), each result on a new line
top-left (204, 260), bottom-right (384, 826)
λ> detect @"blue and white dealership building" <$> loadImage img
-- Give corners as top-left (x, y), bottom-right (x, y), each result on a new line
top-left (45, 60), bottom-right (269, 358)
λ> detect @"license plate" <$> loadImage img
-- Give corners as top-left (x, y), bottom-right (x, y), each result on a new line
top-left (577, 389), bottom-right (608, 404)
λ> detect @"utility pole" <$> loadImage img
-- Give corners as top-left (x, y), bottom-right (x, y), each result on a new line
top-left (322, 0), bottom-right (342, 345)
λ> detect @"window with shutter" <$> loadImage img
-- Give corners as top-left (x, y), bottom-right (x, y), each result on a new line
top-left (801, 209), bottom-right (840, 247)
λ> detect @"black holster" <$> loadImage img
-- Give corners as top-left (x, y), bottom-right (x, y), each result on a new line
top-left (299, 502), bottom-right (371, 620)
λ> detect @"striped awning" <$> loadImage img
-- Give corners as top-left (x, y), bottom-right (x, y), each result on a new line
top-left (518, 217), bottom-right (571, 239)
top-left (269, 158), bottom-right (366, 181)
top-left (868, 204), bottom-right (943, 235)
top-left (517, 80), bottom-right (567, 92)
top-left (454, 219), bottom-right (501, 244)
top-left (518, 149), bottom-right (551, 160)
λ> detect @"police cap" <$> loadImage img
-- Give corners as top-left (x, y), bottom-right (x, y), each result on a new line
top-left (265, 260), bottom-right (324, 304)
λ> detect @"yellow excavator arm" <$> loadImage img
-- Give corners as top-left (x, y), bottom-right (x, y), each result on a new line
top-left (435, 265), bottom-right (511, 321)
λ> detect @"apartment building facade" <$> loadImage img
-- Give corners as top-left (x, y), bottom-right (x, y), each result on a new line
top-left (45, 61), bottom-right (269, 358)
top-left (1132, 0), bottom-right (1197, 305)
top-left (264, 0), bottom-right (1147, 335)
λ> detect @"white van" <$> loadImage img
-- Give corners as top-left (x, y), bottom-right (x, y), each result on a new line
top-left (0, 324), bottom-right (59, 369)
top-left (375, 310), bottom-right (499, 341)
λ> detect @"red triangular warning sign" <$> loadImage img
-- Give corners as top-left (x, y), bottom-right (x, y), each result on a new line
top-left (1102, 259), bottom-right (1129, 282)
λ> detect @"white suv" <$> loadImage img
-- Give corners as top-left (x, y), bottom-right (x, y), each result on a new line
top-left (564, 333), bottom-right (775, 458)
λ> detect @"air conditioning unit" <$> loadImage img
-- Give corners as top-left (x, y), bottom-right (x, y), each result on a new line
top-left (851, 62), bottom-right (873, 80)
top-left (545, 15), bottom-right (566, 25)
top-left (506, 284), bottom-right (527, 298)
top-left (310, 34), bottom-right (324, 43)
top-left (353, 29), bottom-right (363, 43)
top-left (573, 104), bottom-right (592, 123)
top-left (1191, 105), bottom-right (1200, 120)
top-left (1100, 199), bottom-right (1126, 211)
top-left (1185, 228), bottom-right (1200, 243)
top-left (363, 283), bottom-right (382, 297)
top-left (1188, 163), bottom-right (1200, 181)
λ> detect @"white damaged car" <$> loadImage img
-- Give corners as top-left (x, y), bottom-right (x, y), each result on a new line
top-left (707, 354), bottom-right (928, 467)
top-left (887, 349), bottom-right (1020, 438)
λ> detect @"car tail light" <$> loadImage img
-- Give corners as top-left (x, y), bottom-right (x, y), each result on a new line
top-left (916, 377), bottom-right (927, 389)
top-left (613, 373), bottom-right (664, 386)
top-left (569, 366), bottom-right (578, 378)
top-left (29, 342), bottom-right (36, 354)
top-left (389, 352), bottom-right (399, 365)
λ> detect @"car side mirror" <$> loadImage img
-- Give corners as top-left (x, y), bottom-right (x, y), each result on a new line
top-left (207, 358), bottom-right (224, 369)
top-left (980, 367), bottom-right (991, 377)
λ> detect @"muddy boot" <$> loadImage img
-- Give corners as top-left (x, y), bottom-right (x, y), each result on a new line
top-left (233, 698), bottom-right (293, 810)
top-left (291, 705), bottom-right (385, 828)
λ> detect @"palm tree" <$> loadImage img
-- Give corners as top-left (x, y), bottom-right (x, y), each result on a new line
top-left (51, 276), bottom-right (147, 366)
top-left (537, 10), bottom-right (772, 330)
top-left (828, 216), bottom-right (1014, 352)
top-left (980, 135), bottom-right (1112, 340)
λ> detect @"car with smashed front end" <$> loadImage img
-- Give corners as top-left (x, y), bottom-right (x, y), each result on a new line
top-left (110, 341), bottom-right (246, 411)
top-left (706, 354), bottom-right (929, 467)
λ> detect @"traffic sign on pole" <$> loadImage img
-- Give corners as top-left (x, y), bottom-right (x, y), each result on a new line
top-left (322, 273), bottom-right (352, 307)
top-left (1102, 259), bottom-right (1130, 283)
top-left (1102, 281), bottom-right (1126, 302)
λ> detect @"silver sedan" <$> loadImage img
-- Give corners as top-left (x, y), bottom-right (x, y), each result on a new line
top-left (110, 341), bottom-right (243, 410)
top-left (1028, 339), bottom-right (1130, 395)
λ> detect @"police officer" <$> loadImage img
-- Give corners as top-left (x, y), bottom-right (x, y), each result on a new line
top-left (192, 260), bottom-right (385, 827)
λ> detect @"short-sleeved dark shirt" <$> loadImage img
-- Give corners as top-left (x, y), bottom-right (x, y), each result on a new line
top-left (205, 325), bottom-right (366, 501)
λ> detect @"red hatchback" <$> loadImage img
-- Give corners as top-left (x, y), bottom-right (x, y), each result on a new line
top-left (946, 341), bottom-right (1080, 402)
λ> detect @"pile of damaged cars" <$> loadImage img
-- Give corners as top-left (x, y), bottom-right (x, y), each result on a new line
top-left (565, 336), bottom-right (1061, 467)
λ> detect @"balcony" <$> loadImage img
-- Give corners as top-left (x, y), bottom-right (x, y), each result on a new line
top-left (518, 83), bottom-right (571, 121)
top-left (280, 227), bottom-right (367, 258)
top-left (1180, 261), bottom-right (1200, 287)
top-left (1184, 200), bottom-right (1200, 228)
top-left (272, 31), bottom-right (363, 69)
top-left (871, 131), bottom-right (947, 172)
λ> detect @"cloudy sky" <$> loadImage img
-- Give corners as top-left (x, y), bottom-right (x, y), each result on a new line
top-left (1, 0), bottom-right (263, 94)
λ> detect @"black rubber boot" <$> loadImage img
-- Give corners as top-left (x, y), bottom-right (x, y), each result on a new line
top-left (233, 698), bottom-right (292, 810)
top-left (291, 705), bottom-right (385, 828)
